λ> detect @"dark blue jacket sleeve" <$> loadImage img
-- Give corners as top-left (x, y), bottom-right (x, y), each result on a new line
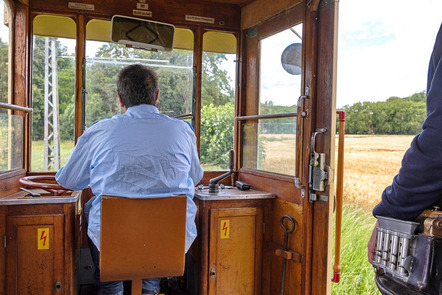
top-left (373, 24), bottom-right (442, 220)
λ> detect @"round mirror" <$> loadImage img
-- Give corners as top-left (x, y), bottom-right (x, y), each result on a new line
top-left (281, 43), bottom-right (302, 75)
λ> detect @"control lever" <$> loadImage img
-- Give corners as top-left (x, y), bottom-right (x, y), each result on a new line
top-left (208, 150), bottom-right (235, 193)
top-left (20, 187), bottom-right (41, 197)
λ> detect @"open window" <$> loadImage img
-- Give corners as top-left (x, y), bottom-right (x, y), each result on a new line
top-left (200, 31), bottom-right (237, 170)
top-left (0, 0), bottom-right (24, 173)
top-left (31, 15), bottom-right (77, 171)
top-left (241, 23), bottom-right (302, 176)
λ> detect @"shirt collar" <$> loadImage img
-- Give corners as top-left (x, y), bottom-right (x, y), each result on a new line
top-left (125, 104), bottom-right (159, 115)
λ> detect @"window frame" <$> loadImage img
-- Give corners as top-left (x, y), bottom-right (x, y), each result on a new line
top-left (238, 4), bottom-right (303, 177)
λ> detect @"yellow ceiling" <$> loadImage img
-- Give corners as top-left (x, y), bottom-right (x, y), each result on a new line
top-left (33, 15), bottom-right (236, 54)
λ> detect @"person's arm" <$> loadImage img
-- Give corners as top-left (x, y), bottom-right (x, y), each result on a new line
top-left (55, 131), bottom-right (92, 191)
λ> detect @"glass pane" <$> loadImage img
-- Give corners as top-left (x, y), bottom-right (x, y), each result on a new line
top-left (0, 0), bottom-right (11, 104)
top-left (242, 117), bottom-right (296, 175)
top-left (85, 28), bottom-right (194, 126)
top-left (200, 32), bottom-right (236, 170)
top-left (0, 112), bottom-right (23, 172)
top-left (259, 23), bottom-right (302, 114)
top-left (31, 17), bottom-right (76, 171)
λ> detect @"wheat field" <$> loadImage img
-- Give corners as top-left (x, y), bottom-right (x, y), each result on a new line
top-left (340, 135), bottom-right (414, 210)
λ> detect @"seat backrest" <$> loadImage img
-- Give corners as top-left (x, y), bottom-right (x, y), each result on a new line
top-left (100, 195), bottom-right (187, 282)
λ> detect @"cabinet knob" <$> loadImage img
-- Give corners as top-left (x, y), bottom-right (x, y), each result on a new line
top-left (210, 268), bottom-right (216, 279)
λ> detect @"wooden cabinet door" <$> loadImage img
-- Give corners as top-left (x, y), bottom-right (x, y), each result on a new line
top-left (6, 215), bottom-right (65, 295)
top-left (208, 207), bottom-right (263, 295)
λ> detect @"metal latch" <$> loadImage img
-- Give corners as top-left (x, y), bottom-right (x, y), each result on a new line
top-left (309, 128), bottom-right (328, 202)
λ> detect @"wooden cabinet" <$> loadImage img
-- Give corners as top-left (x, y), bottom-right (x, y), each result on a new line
top-left (208, 207), bottom-right (263, 295)
top-left (194, 188), bottom-right (274, 295)
top-left (6, 214), bottom-right (65, 294)
top-left (1, 190), bottom-right (79, 295)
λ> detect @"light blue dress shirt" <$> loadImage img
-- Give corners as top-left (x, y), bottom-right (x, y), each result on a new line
top-left (56, 104), bottom-right (204, 252)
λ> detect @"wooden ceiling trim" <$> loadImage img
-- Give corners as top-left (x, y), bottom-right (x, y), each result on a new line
top-left (241, 0), bottom-right (302, 30)
top-left (28, 0), bottom-right (241, 31)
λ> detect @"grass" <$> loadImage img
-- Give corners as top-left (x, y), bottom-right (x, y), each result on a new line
top-left (31, 140), bottom-right (74, 171)
top-left (331, 206), bottom-right (379, 294)
top-left (330, 135), bottom-right (414, 294)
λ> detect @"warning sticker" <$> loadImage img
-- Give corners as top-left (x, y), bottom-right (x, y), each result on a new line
top-left (37, 228), bottom-right (49, 250)
top-left (220, 220), bottom-right (230, 239)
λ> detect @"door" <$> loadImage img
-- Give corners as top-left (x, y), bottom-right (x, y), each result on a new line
top-left (239, 1), bottom-right (339, 294)
top-left (6, 214), bottom-right (65, 295)
top-left (208, 207), bottom-right (263, 295)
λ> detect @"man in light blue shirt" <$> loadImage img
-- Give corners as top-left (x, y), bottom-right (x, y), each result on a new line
top-left (56, 64), bottom-right (204, 295)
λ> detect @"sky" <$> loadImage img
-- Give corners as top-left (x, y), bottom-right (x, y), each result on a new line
top-left (337, 0), bottom-right (442, 107)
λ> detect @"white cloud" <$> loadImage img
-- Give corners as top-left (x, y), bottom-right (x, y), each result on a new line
top-left (337, 0), bottom-right (442, 107)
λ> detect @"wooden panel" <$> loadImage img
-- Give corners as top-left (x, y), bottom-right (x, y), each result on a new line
top-left (0, 169), bottom-right (26, 198)
top-left (0, 206), bottom-right (6, 295)
top-left (75, 14), bottom-right (85, 141)
top-left (241, 0), bottom-right (301, 30)
top-left (270, 199), bottom-right (303, 295)
top-left (63, 203), bottom-right (77, 294)
top-left (6, 214), bottom-right (65, 295)
top-left (208, 207), bottom-right (262, 295)
top-left (309, 1), bottom-right (338, 294)
top-left (28, 0), bottom-right (241, 31)
top-left (239, 169), bottom-right (302, 203)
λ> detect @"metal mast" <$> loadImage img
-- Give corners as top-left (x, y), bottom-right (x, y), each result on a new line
top-left (43, 37), bottom-right (60, 170)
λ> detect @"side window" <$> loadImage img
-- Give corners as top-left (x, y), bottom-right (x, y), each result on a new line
top-left (242, 24), bottom-right (302, 176)
top-left (31, 15), bottom-right (76, 171)
top-left (0, 0), bottom-right (23, 172)
top-left (200, 31), bottom-right (237, 170)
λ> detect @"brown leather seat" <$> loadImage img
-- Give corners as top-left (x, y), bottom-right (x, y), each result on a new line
top-left (100, 195), bottom-right (187, 295)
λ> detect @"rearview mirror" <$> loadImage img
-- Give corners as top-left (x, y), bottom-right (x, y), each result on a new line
top-left (281, 43), bottom-right (302, 75)
top-left (111, 15), bottom-right (175, 51)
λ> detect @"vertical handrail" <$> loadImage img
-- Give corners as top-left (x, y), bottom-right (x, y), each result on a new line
top-left (332, 110), bottom-right (346, 283)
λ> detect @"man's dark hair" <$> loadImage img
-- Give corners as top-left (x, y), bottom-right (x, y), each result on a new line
top-left (117, 64), bottom-right (159, 107)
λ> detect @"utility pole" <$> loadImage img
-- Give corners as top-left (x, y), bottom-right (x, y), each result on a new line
top-left (44, 37), bottom-right (60, 170)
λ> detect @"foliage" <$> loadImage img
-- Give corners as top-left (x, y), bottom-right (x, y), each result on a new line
top-left (200, 103), bottom-right (235, 167)
top-left (0, 38), bottom-right (9, 103)
top-left (202, 52), bottom-right (234, 106)
top-left (341, 92), bottom-right (426, 135)
top-left (31, 37), bottom-right (75, 141)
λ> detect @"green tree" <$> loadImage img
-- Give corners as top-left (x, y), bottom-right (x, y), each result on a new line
top-left (202, 52), bottom-right (234, 106)
top-left (0, 38), bottom-right (9, 103)
top-left (342, 92), bottom-right (426, 135)
top-left (31, 37), bottom-right (75, 141)
top-left (200, 103), bottom-right (235, 166)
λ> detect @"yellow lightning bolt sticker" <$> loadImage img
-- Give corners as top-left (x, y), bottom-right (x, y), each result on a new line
top-left (220, 220), bottom-right (230, 239)
top-left (37, 228), bottom-right (49, 250)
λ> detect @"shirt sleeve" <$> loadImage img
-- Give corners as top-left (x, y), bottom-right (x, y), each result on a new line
top-left (373, 24), bottom-right (442, 220)
top-left (55, 131), bottom-right (92, 191)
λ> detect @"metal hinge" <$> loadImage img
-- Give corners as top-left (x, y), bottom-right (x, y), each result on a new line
top-left (308, 128), bottom-right (329, 202)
